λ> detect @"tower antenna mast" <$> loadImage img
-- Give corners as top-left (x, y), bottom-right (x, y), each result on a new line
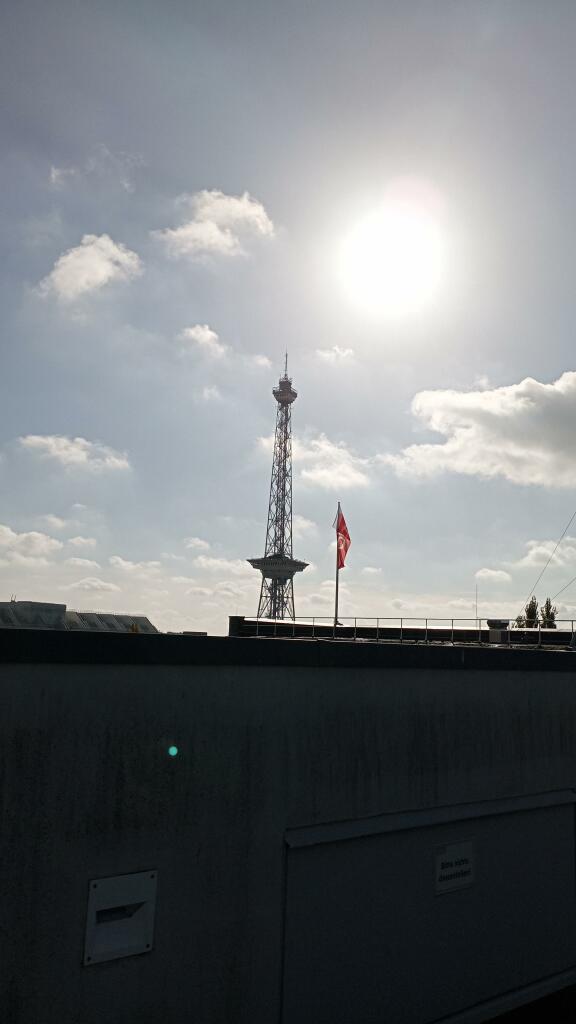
top-left (248, 359), bottom-right (308, 619)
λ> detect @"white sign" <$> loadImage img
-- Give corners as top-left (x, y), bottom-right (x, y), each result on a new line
top-left (435, 840), bottom-right (475, 894)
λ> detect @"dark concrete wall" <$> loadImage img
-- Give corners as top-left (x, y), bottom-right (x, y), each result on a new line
top-left (1, 633), bottom-right (576, 1022)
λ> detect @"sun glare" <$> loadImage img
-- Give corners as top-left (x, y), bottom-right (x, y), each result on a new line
top-left (338, 195), bottom-right (447, 319)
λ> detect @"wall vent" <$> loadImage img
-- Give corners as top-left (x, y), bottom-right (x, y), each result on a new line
top-left (83, 870), bottom-right (157, 965)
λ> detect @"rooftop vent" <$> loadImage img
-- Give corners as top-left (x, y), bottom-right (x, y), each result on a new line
top-left (487, 619), bottom-right (510, 644)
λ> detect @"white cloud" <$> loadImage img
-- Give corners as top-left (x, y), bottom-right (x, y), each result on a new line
top-left (185, 537), bottom-right (210, 551)
top-left (292, 514), bottom-right (317, 539)
top-left (384, 371), bottom-right (576, 487)
top-left (50, 145), bottom-right (143, 193)
top-left (38, 233), bottom-right (142, 302)
top-left (39, 514), bottom-right (72, 531)
top-left (142, 588), bottom-right (169, 600)
top-left (200, 385), bottom-right (222, 402)
top-left (66, 576), bottom-right (121, 592)
top-left (299, 577), bottom-right (352, 611)
top-left (299, 590), bottom-right (334, 607)
top-left (475, 568), bottom-right (512, 583)
top-left (20, 435), bottom-right (130, 472)
top-left (0, 523), bottom-right (63, 567)
top-left (295, 434), bottom-right (370, 490)
top-left (177, 324), bottom-right (228, 358)
top-left (214, 580), bottom-right (248, 599)
top-left (65, 557), bottom-right (101, 569)
top-left (258, 432), bottom-right (369, 490)
top-left (361, 566), bottom-right (382, 576)
top-left (193, 555), bottom-right (254, 577)
top-left (154, 189), bottom-right (274, 260)
top-left (50, 165), bottom-right (78, 188)
top-left (109, 555), bottom-right (161, 576)
top-left (0, 524), bottom-right (62, 557)
top-left (316, 346), bottom-right (355, 364)
top-left (247, 354), bottom-right (272, 368)
top-left (68, 535), bottom-right (97, 548)
top-left (509, 536), bottom-right (576, 569)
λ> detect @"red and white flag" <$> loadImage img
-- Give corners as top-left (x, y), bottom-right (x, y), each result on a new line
top-left (334, 503), bottom-right (351, 569)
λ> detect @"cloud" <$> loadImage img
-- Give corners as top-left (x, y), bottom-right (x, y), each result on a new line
top-left (185, 537), bottom-right (210, 551)
top-left (0, 525), bottom-right (62, 556)
top-left (68, 535), bottom-right (97, 548)
top-left (66, 576), bottom-right (121, 592)
top-left (247, 354), bottom-right (272, 368)
top-left (177, 324), bottom-right (228, 358)
top-left (38, 233), bottom-right (142, 302)
top-left (200, 385), bottom-right (222, 402)
top-left (509, 536), bottom-right (576, 569)
top-left (20, 435), bottom-right (130, 472)
top-left (109, 555), bottom-right (161, 576)
top-left (214, 580), bottom-right (248, 599)
top-left (384, 371), bottom-right (576, 487)
top-left (299, 577), bottom-right (352, 610)
top-left (39, 514), bottom-right (73, 531)
top-left (292, 514), bottom-right (317, 539)
top-left (448, 599), bottom-right (477, 612)
top-left (176, 326), bottom-right (271, 379)
top-left (0, 523), bottom-right (63, 567)
top-left (295, 434), bottom-right (370, 490)
top-left (259, 433), bottom-right (369, 490)
top-left (65, 557), bottom-right (101, 569)
top-left (316, 346), bottom-right (355, 364)
top-left (49, 144), bottom-right (143, 194)
top-left (50, 166), bottom-right (78, 188)
top-left (193, 555), bottom-right (254, 577)
top-left (153, 189), bottom-right (274, 260)
top-left (475, 568), bottom-right (512, 583)
top-left (361, 566), bottom-right (382, 576)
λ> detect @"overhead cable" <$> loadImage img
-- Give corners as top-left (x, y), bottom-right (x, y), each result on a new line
top-left (552, 572), bottom-right (576, 602)
top-left (519, 507), bottom-right (576, 615)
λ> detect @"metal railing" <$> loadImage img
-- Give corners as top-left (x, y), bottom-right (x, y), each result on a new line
top-left (249, 616), bottom-right (576, 647)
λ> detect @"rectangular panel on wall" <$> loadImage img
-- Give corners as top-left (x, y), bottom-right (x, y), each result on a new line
top-left (282, 792), bottom-right (576, 1024)
top-left (84, 870), bottom-right (157, 965)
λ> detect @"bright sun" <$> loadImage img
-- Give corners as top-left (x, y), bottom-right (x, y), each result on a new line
top-left (338, 196), bottom-right (447, 319)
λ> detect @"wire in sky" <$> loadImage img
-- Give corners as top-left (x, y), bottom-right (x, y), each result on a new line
top-left (519, 507), bottom-right (576, 615)
top-left (552, 573), bottom-right (576, 602)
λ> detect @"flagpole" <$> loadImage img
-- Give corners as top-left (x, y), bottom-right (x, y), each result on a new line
top-left (334, 501), bottom-right (340, 632)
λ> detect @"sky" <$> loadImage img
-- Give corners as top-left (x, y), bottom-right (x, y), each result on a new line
top-left (3, 0), bottom-right (576, 633)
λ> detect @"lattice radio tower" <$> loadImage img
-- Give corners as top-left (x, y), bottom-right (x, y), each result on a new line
top-left (248, 357), bottom-right (308, 619)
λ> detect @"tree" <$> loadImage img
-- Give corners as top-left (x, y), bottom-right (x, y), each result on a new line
top-left (515, 596), bottom-right (538, 628)
top-left (540, 596), bottom-right (557, 629)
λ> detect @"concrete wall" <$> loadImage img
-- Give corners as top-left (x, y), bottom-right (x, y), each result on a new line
top-left (1, 632), bottom-right (576, 1022)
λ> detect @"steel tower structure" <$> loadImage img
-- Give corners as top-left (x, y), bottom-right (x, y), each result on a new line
top-left (248, 359), bottom-right (308, 619)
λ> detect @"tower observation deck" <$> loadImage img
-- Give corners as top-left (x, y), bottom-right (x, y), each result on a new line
top-left (248, 360), bottom-right (308, 619)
